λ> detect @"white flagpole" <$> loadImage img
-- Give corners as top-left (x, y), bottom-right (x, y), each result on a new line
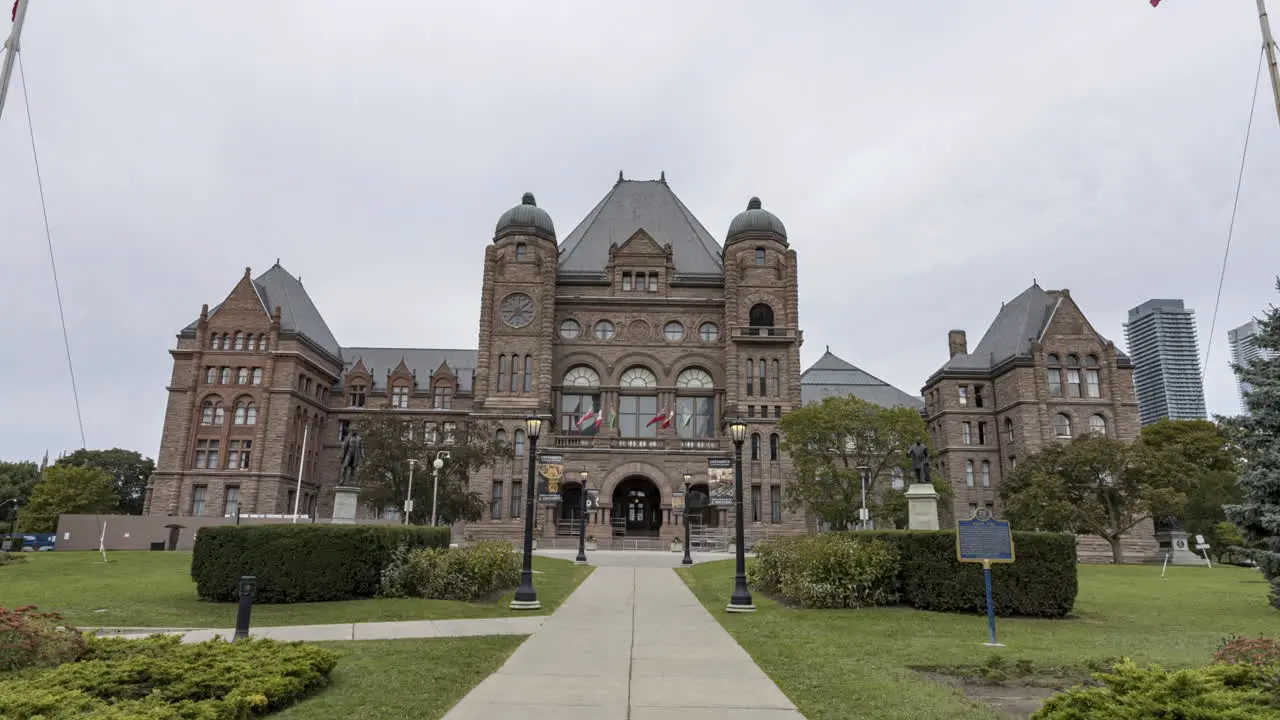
top-left (293, 424), bottom-right (309, 523)
top-left (1258, 0), bottom-right (1280, 129)
top-left (0, 0), bottom-right (30, 122)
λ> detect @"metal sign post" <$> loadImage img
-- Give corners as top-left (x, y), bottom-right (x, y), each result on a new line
top-left (956, 508), bottom-right (1015, 647)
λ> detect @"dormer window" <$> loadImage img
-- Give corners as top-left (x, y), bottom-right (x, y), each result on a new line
top-left (433, 383), bottom-right (454, 409)
top-left (348, 383), bottom-right (367, 408)
top-left (391, 384), bottom-right (410, 409)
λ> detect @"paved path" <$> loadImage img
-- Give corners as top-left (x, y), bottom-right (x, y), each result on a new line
top-left (443, 566), bottom-right (805, 720)
top-left (96, 616), bottom-right (544, 643)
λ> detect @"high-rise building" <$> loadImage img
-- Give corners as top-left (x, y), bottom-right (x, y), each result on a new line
top-left (1228, 318), bottom-right (1278, 413)
top-left (1123, 299), bottom-right (1206, 426)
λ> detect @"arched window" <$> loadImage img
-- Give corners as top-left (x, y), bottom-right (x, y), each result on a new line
top-left (524, 355), bottom-right (533, 392)
top-left (746, 359), bottom-right (754, 395)
top-left (246, 334), bottom-right (257, 351)
top-left (513, 429), bottom-right (525, 456)
top-left (758, 358), bottom-right (768, 395)
top-left (751, 433), bottom-right (761, 461)
top-left (769, 433), bottom-right (780, 461)
top-left (1046, 354), bottom-right (1063, 396)
top-left (981, 460), bottom-right (991, 487)
top-left (772, 360), bottom-right (780, 393)
top-left (209, 335), bottom-right (219, 350)
top-left (965, 460), bottom-right (975, 487)
top-left (677, 368), bottom-right (715, 438)
top-left (1089, 414), bottom-right (1107, 436)
top-left (233, 332), bottom-right (244, 350)
top-left (561, 366), bottom-right (602, 436)
top-left (1065, 354), bottom-right (1082, 397)
top-left (258, 334), bottom-right (268, 351)
top-left (497, 354), bottom-right (507, 391)
top-left (237, 367), bottom-right (249, 385)
top-left (233, 402), bottom-right (247, 425)
top-left (749, 303), bottom-right (774, 328)
top-left (220, 367), bottom-right (231, 385)
top-left (510, 355), bottom-right (521, 392)
top-left (1085, 354), bottom-right (1099, 366)
top-left (1005, 418), bottom-right (1014, 443)
top-left (1053, 413), bottom-right (1072, 438)
top-left (245, 403), bottom-right (256, 425)
top-left (201, 399), bottom-right (222, 425)
top-left (620, 366), bottom-right (657, 388)
top-left (205, 367), bottom-right (216, 384)
top-left (1085, 356), bottom-right (1101, 398)
top-left (251, 368), bottom-right (263, 385)
top-left (221, 333), bottom-right (230, 349)
top-left (495, 428), bottom-right (507, 444)
top-left (619, 367), bottom-right (659, 438)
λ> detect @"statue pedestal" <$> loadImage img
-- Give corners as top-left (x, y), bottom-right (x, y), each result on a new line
top-left (331, 486), bottom-right (361, 525)
top-left (1158, 529), bottom-right (1204, 566)
top-left (905, 483), bottom-right (940, 531)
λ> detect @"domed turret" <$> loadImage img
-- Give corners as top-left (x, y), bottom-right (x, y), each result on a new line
top-left (725, 197), bottom-right (787, 244)
top-left (494, 192), bottom-right (556, 242)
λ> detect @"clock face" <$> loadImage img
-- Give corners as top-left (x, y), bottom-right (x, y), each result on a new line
top-left (500, 293), bottom-right (535, 328)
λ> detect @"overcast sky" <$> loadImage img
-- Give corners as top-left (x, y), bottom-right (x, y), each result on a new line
top-left (2, 1), bottom-right (1278, 462)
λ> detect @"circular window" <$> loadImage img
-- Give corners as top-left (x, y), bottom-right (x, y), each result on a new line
top-left (663, 321), bottom-right (685, 342)
top-left (500, 293), bottom-right (535, 328)
top-left (698, 322), bottom-right (720, 342)
top-left (594, 320), bottom-right (616, 340)
top-left (559, 319), bottom-right (581, 339)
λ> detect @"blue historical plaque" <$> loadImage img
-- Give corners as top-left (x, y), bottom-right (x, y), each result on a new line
top-left (956, 508), bottom-right (1015, 564)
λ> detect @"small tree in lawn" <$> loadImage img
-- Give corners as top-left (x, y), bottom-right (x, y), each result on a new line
top-left (55, 448), bottom-right (155, 516)
top-left (1224, 281), bottom-right (1280, 607)
top-left (999, 434), bottom-right (1188, 564)
top-left (1139, 418), bottom-right (1244, 541)
top-left (355, 411), bottom-right (507, 524)
top-left (19, 465), bottom-right (118, 532)
top-left (779, 395), bottom-right (947, 530)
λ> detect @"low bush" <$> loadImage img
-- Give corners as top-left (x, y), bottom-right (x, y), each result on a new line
top-left (380, 540), bottom-right (521, 601)
top-left (0, 605), bottom-right (87, 673)
top-left (0, 634), bottom-right (338, 720)
top-left (749, 534), bottom-right (900, 609)
top-left (192, 524), bottom-right (451, 604)
top-left (0, 551), bottom-right (26, 566)
top-left (751, 530), bottom-right (1078, 617)
top-left (1215, 634), bottom-right (1280, 667)
top-left (1032, 659), bottom-right (1280, 719)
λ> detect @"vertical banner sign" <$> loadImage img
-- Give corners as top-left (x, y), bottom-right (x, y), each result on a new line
top-left (708, 458), bottom-right (734, 506)
top-left (537, 453), bottom-right (564, 503)
top-left (671, 492), bottom-right (685, 512)
top-left (955, 507), bottom-right (1015, 647)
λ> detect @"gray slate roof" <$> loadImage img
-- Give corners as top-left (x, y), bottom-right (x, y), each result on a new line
top-left (800, 349), bottom-right (924, 409)
top-left (341, 347), bottom-right (477, 392)
top-left (185, 263), bottom-right (342, 360)
top-left (557, 178), bottom-right (724, 276)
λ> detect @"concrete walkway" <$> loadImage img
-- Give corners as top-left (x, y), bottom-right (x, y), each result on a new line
top-left (97, 616), bottom-right (544, 643)
top-left (443, 566), bottom-right (805, 720)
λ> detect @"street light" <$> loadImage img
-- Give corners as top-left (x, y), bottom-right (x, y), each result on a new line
top-left (430, 451), bottom-right (448, 526)
top-left (575, 470), bottom-right (589, 565)
top-left (511, 414), bottom-right (543, 611)
top-left (681, 472), bottom-right (693, 566)
top-left (726, 418), bottom-right (755, 613)
top-left (857, 465), bottom-right (870, 531)
top-left (404, 459), bottom-right (417, 525)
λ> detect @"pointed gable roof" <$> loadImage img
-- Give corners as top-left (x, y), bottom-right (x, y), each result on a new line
top-left (183, 263), bottom-right (342, 361)
top-left (801, 348), bottom-right (924, 409)
top-left (557, 177), bottom-right (723, 276)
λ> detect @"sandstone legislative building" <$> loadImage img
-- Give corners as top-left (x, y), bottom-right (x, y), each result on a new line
top-left (145, 175), bottom-right (808, 543)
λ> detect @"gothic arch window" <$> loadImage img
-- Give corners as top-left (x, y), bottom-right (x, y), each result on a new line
top-left (1053, 413), bottom-right (1072, 438)
top-left (1089, 414), bottom-right (1107, 436)
top-left (749, 303), bottom-right (774, 328)
top-left (676, 367), bottom-right (715, 438)
top-left (620, 366), bottom-right (658, 388)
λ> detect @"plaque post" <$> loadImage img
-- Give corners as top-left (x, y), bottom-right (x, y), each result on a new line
top-left (981, 559), bottom-right (1002, 647)
top-left (956, 507), bottom-right (1012, 648)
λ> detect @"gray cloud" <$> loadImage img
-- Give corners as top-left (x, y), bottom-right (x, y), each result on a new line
top-left (2, 0), bottom-right (1277, 461)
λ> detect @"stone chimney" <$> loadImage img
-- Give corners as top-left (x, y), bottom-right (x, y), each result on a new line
top-left (948, 330), bottom-right (968, 358)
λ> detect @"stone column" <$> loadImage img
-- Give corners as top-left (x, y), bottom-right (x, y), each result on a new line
top-left (905, 483), bottom-right (940, 531)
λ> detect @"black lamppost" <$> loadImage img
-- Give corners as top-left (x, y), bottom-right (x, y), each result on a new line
top-left (681, 472), bottom-right (693, 566)
top-left (575, 470), bottom-right (589, 565)
top-left (511, 414), bottom-right (543, 611)
top-left (726, 418), bottom-right (755, 613)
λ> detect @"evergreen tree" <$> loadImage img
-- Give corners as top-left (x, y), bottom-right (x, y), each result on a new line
top-left (1223, 280), bottom-right (1280, 608)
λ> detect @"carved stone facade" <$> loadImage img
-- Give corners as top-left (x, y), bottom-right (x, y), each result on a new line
top-left (921, 284), bottom-right (1158, 563)
top-left (146, 175), bottom-right (810, 544)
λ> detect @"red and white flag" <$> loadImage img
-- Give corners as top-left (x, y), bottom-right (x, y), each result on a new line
top-left (1150, 0), bottom-right (1161, 7)
top-left (11, 1), bottom-right (19, 22)
top-left (576, 408), bottom-right (596, 429)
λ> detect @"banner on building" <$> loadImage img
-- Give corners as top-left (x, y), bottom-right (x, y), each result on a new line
top-left (537, 453), bottom-right (565, 503)
top-left (708, 457), bottom-right (734, 506)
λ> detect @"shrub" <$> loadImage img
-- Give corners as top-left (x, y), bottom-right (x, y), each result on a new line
top-left (0, 634), bottom-right (338, 719)
top-left (0, 606), bottom-right (87, 673)
top-left (1032, 660), bottom-right (1280, 719)
top-left (380, 540), bottom-right (521, 601)
top-left (192, 524), bottom-right (450, 604)
top-left (1215, 634), bottom-right (1280, 667)
top-left (0, 551), bottom-right (26, 566)
top-left (749, 535), bottom-right (900, 609)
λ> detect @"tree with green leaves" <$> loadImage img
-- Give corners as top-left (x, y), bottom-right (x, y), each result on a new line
top-left (1000, 434), bottom-right (1189, 564)
top-left (355, 411), bottom-right (508, 525)
top-left (1139, 418), bottom-right (1243, 541)
top-left (55, 448), bottom-right (155, 515)
top-left (1223, 282), bottom-right (1280, 607)
top-left (779, 395), bottom-right (949, 530)
top-left (0, 461), bottom-right (41, 524)
top-left (19, 465), bottom-right (118, 532)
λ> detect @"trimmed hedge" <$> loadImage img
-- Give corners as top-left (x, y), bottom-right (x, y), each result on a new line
top-left (0, 634), bottom-right (337, 720)
top-left (192, 524), bottom-right (450, 603)
top-left (756, 530), bottom-right (1078, 617)
top-left (750, 534), bottom-right (901, 609)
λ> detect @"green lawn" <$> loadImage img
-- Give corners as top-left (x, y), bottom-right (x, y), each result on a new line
top-left (274, 636), bottom-right (523, 720)
top-left (0, 551), bottom-right (592, 628)
top-left (679, 561), bottom-right (1280, 720)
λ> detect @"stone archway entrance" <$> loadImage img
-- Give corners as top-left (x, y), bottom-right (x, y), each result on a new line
top-left (611, 476), bottom-right (662, 537)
